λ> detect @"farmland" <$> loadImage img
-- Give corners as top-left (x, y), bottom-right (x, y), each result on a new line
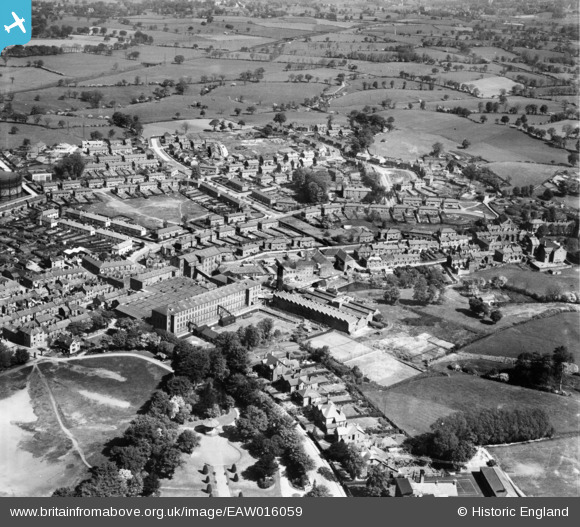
top-left (364, 372), bottom-right (580, 437)
top-left (461, 312), bottom-right (580, 363)
top-left (470, 265), bottom-right (580, 298)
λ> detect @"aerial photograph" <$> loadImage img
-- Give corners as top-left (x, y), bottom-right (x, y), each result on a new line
top-left (0, 0), bottom-right (578, 500)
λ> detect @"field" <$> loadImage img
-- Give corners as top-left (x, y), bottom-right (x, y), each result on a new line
top-left (308, 331), bottom-right (420, 388)
top-left (486, 161), bottom-right (560, 188)
top-left (0, 355), bottom-right (167, 496)
top-left (81, 192), bottom-right (208, 229)
top-left (489, 437), bottom-right (580, 497)
top-left (470, 265), bottom-right (580, 298)
top-left (364, 372), bottom-right (580, 437)
top-left (461, 312), bottom-right (580, 363)
top-left (468, 76), bottom-right (522, 98)
top-left (369, 110), bottom-right (569, 164)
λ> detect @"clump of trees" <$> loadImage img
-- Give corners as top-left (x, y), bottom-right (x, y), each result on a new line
top-left (407, 408), bottom-right (555, 465)
top-left (292, 168), bottom-right (331, 204)
top-left (512, 346), bottom-right (575, 392)
top-left (53, 152), bottom-right (87, 180)
top-left (0, 343), bottom-right (30, 370)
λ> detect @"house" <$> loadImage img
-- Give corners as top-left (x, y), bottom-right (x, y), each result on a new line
top-left (259, 353), bottom-right (299, 381)
top-left (295, 388), bottom-right (323, 408)
top-left (312, 401), bottom-right (347, 434)
top-left (57, 335), bottom-right (82, 355)
top-left (495, 245), bottom-right (524, 264)
top-left (536, 240), bottom-right (567, 264)
top-left (334, 423), bottom-right (365, 444)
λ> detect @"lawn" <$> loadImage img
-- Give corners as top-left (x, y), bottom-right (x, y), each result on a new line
top-left (489, 437), bottom-right (579, 497)
top-left (461, 312), bottom-right (580, 363)
top-left (363, 371), bottom-right (580, 436)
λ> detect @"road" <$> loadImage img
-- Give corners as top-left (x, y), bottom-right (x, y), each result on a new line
top-left (150, 137), bottom-right (191, 175)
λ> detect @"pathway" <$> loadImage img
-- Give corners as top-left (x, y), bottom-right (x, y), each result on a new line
top-left (32, 364), bottom-right (92, 469)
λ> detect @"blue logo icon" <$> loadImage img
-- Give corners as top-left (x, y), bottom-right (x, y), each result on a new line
top-left (0, 2), bottom-right (32, 54)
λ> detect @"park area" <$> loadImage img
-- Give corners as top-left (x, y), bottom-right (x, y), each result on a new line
top-left (308, 331), bottom-right (420, 388)
top-left (0, 355), bottom-right (167, 496)
top-left (489, 437), bottom-right (580, 497)
top-left (81, 192), bottom-right (208, 229)
top-left (363, 372), bottom-right (580, 437)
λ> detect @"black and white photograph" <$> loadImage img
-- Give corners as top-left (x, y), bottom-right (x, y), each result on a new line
top-left (0, 0), bottom-right (578, 509)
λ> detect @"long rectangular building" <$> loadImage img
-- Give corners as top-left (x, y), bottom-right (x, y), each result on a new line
top-left (151, 279), bottom-right (261, 335)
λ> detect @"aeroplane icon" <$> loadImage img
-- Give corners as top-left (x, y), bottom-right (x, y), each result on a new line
top-left (4, 12), bottom-right (26, 34)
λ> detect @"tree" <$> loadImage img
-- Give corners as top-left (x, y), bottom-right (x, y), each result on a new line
top-left (234, 107), bottom-right (242, 116)
top-left (253, 453), bottom-right (278, 480)
top-left (461, 139), bottom-right (471, 149)
top-left (413, 275), bottom-right (430, 304)
top-left (273, 112), bottom-right (287, 127)
top-left (431, 142), bottom-right (444, 157)
top-left (9, 126), bottom-right (18, 135)
top-left (382, 283), bottom-right (400, 304)
top-left (12, 348), bottom-right (30, 366)
top-left (0, 347), bottom-right (13, 369)
top-left (174, 55), bottom-right (185, 65)
top-left (489, 309), bottom-right (503, 324)
top-left (366, 465), bottom-right (390, 497)
top-left (176, 430), bottom-right (199, 454)
top-left (501, 115), bottom-right (510, 125)
top-left (257, 318), bottom-right (274, 341)
top-left (568, 152), bottom-right (578, 166)
top-left (242, 324), bottom-right (262, 349)
top-left (246, 105), bottom-right (257, 115)
top-left (53, 152), bottom-right (86, 180)
top-left (304, 482), bottom-right (331, 497)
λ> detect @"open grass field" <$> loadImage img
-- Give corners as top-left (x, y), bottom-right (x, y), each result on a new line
top-left (37, 356), bottom-right (167, 464)
top-left (461, 312), bottom-right (580, 362)
top-left (363, 372), bottom-right (580, 437)
top-left (489, 437), bottom-right (580, 497)
top-left (81, 192), bottom-right (208, 229)
top-left (0, 355), bottom-right (166, 496)
top-left (468, 76), bottom-right (522, 98)
top-left (370, 109), bottom-right (570, 164)
top-left (0, 123), bottom-right (121, 150)
top-left (486, 161), bottom-right (560, 188)
top-left (470, 265), bottom-right (580, 298)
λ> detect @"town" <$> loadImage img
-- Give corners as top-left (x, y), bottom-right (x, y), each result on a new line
top-left (0, 0), bottom-right (578, 501)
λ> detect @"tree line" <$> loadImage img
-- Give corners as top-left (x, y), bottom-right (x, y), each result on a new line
top-left (407, 407), bottom-right (555, 465)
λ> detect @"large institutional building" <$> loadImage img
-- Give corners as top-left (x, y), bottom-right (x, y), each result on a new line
top-left (151, 279), bottom-right (261, 335)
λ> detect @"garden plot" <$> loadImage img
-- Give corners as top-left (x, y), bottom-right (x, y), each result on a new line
top-left (308, 331), bottom-right (420, 388)
top-left (373, 332), bottom-right (455, 363)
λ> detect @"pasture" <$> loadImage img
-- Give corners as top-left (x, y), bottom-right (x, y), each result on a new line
top-left (370, 109), bottom-right (569, 164)
top-left (461, 312), bottom-right (580, 363)
top-left (363, 372), bottom-right (580, 436)
top-left (470, 265), bottom-right (580, 298)
top-left (489, 437), bottom-right (580, 497)
top-left (486, 161), bottom-right (560, 188)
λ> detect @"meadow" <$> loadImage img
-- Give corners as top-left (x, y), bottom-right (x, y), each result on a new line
top-left (461, 312), bottom-right (580, 363)
top-left (363, 372), bottom-right (580, 437)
